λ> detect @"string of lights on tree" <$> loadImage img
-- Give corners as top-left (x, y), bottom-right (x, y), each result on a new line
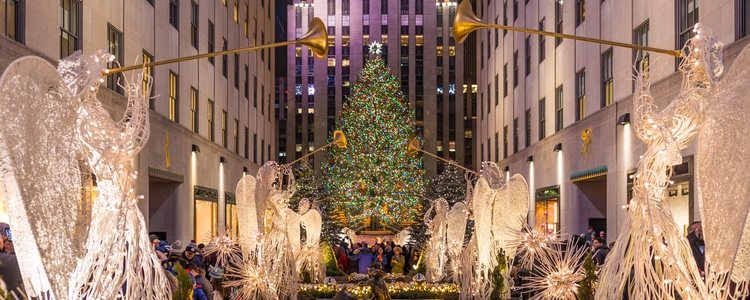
top-left (323, 44), bottom-right (425, 227)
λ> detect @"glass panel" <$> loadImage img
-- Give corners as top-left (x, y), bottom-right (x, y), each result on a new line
top-left (535, 198), bottom-right (560, 234)
top-left (195, 199), bottom-right (218, 243)
top-left (666, 181), bottom-right (691, 235)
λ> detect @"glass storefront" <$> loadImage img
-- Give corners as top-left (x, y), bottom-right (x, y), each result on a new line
top-left (226, 203), bottom-right (238, 238)
top-left (195, 199), bottom-right (218, 244)
top-left (535, 186), bottom-right (560, 234)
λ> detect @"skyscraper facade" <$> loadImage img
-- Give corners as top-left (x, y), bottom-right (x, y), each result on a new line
top-left (279, 0), bottom-right (476, 176)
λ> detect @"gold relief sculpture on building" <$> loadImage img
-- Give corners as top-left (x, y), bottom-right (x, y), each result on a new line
top-left (580, 128), bottom-right (592, 156)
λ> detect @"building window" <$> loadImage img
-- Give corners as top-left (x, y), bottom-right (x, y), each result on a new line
top-left (494, 74), bottom-right (499, 106)
top-left (168, 71), bottom-right (178, 122)
top-left (536, 187), bottom-right (560, 233)
top-left (487, 84), bottom-right (491, 114)
top-left (576, 0), bottom-right (585, 26)
top-left (738, 0), bottom-right (750, 38)
top-left (513, 117), bottom-right (519, 153)
top-left (253, 133), bottom-right (258, 162)
top-left (60, 0), bottom-right (81, 58)
top-left (575, 69), bottom-right (585, 121)
top-left (244, 127), bottom-right (249, 159)
top-left (494, 132), bottom-right (499, 161)
top-left (194, 197), bottom-right (218, 244)
top-left (539, 19), bottom-right (546, 62)
top-left (503, 1), bottom-right (508, 36)
top-left (190, 1), bottom-right (198, 48)
top-left (328, 0), bottom-right (336, 15)
top-left (169, 0), bottom-right (179, 29)
top-left (503, 126), bottom-right (509, 158)
top-left (601, 48), bottom-right (613, 107)
top-left (244, 4), bottom-right (248, 37)
top-left (234, 53), bottom-right (239, 89)
top-left (381, 0), bottom-right (388, 14)
top-left (261, 139), bottom-right (265, 163)
top-left (555, 85), bottom-right (563, 132)
top-left (142, 50), bottom-right (155, 109)
top-left (106, 24), bottom-right (124, 94)
top-left (513, 51), bottom-right (519, 88)
top-left (222, 110), bottom-right (228, 148)
top-left (234, 119), bottom-right (239, 154)
top-left (525, 109), bottom-right (531, 147)
top-left (222, 38), bottom-right (228, 77)
top-left (633, 20), bottom-right (650, 73)
top-left (208, 21), bottom-right (215, 64)
top-left (525, 36), bottom-right (531, 76)
top-left (677, 0), bottom-right (699, 50)
top-left (233, 2), bottom-right (238, 23)
top-left (495, 16), bottom-right (499, 48)
top-left (503, 63), bottom-right (508, 98)
top-left (253, 76), bottom-right (258, 107)
top-left (555, 1), bottom-right (563, 46)
top-left (208, 99), bottom-right (215, 141)
top-left (539, 97), bottom-right (546, 139)
top-left (244, 65), bottom-right (249, 99)
top-left (1, 0), bottom-right (23, 42)
top-left (513, 0), bottom-right (519, 21)
top-left (190, 87), bottom-right (199, 133)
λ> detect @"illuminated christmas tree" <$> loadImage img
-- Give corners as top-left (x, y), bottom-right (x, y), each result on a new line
top-left (323, 44), bottom-right (425, 227)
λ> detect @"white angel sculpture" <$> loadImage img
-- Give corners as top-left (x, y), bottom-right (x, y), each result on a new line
top-left (597, 24), bottom-right (722, 300)
top-left (424, 198), bottom-right (450, 282)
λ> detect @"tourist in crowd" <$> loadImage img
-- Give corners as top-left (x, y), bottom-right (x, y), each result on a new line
top-left (687, 221), bottom-right (705, 274)
top-left (390, 246), bottom-right (405, 274)
top-left (0, 226), bottom-right (23, 295)
top-left (584, 226), bottom-right (595, 246)
top-left (183, 245), bottom-right (205, 269)
top-left (334, 243), bottom-right (348, 272)
top-left (352, 242), bottom-right (375, 274)
top-left (195, 267), bottom-right (215, 299)
top-left (409, 249), bottom-right (421, 271)
top-left (383, 245), bottom-right (393, 272)
top-left (347, 243), bottom-right (361, 274)
top-left (185, 263), bottom-right (208, 300)
top-left (599, 231), bottom-right (606, 242)
top-left (592, 237), bottom-right (610, 265)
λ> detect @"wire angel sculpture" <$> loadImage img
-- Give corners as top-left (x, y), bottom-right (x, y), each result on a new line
top-left (0, 50), bottom-right (170, 298)
top-left (596, 24), bottom-right (722, 300)
top-left (460, 162), bottom-right (529, 299)
top-left (226, 162), bottom-right (299, 299)
top-left (424, 198), bottom-right (450, 282)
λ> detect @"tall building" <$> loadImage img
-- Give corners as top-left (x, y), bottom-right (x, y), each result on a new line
top-left (279, 0), bottom-right (476, 176)
top-left (0, 0), bottom-right (276, 244)
top-left (476, 0), bottom-right (750, 238)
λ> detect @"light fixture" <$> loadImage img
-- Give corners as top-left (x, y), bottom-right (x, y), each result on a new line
top-left (192, 144), bottom-right (201, 152)
top-left (553, 143), bottom-right (563, 152)
top-left (617, 113), bottom-right (631, 125)
top-left (219, 156), bottom-right (226, 163)
top-left (242, 167), bottom-right (248, 174)
top-left (504, 166), bottom-right (510, 172)
top-left (527, 156), bottom-right (534, 162)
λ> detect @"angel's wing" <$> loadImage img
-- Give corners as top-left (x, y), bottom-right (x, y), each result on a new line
top-left (491, 174), bottom-right (529, 258)
top-left (283, 208), bottom-right (303, 260)
top-left (446, 202), bottom-right (468, 258)
top-left (471, 177), bottom-right (497, 274)
top-left (697, 42), bottom-right (750, 282)
top-left (301, 209), bottom-right (323, 245)
top-left (0, 56), bottom-right (87, 297)
top-left (236, 175), bottom-right (260, 250)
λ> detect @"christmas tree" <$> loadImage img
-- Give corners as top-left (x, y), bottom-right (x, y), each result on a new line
top-left (290, 159), bottom-right (322, 211)
top-left (323, 44), bottom-right (425, 227)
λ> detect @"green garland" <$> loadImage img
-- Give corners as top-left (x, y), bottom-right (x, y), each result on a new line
top-left (577, 253), bottom-right (598, 300)
top-left (490, 249), bottom-right (508, 300)
top-left (172, 264), bottom-right (194, 300)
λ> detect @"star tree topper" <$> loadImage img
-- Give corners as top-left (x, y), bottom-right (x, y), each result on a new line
top-left (368, 41), bottom-right (383, 55)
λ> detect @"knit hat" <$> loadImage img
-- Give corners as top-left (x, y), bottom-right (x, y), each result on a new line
top-left (170, 240), bottom-right (183, 251)
top-left (208, 266), bottom-right (224, 279)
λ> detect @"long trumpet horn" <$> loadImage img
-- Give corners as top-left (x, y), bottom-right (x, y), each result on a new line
top-left (452, 0), bottom-right (681, 57)
top-left (299, 17), bottom-right (328, 59)
top-left (105, 18), bottom-right (330, 75)
top-left (453, 0), bottom-right (485, 44)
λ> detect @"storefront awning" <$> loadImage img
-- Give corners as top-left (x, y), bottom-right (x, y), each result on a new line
top-left (570, 165), bottom-right (608, 182)
top-left (148, 167), bottom-right (184, 183)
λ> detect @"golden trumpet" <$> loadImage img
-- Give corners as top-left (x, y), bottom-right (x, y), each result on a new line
top-left (453, 0), bottom-right (681, 57)
top-left (105, 18), bottom-right (329, 75)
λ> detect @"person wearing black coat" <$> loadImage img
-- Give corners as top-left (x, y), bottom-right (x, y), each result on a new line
top-left (686, 221), bottom-right (705, 274)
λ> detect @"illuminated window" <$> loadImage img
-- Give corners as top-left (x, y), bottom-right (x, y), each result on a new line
top-left (190, 87), bottom-right (199, 133)
top-left (535, 187), bottom-right (560, 234)
top-left (342, 58), bottom-right (350, 66)
top-left (233, 2), bottom-right (238, 23)
top-left (195, 196), bottom-right (218, 243)
top-left (575, 69), bottom-right (586, 121)
top-left (436, 45), bottom-right (443, 56)
top-left (401, 35), bottom-right (409, 46)
top-left (226, 203), bottom-right (239, 238)
top-left (448, 46), bottom-right (456, 56)
top-left (415, 35), bottom-right (424, 46)
top-left (601, 48), bottom-right (613, 107)
top-left (168, 71), bottom-right (178, 122)
top-left (327, 58), bottom-right (336, 67)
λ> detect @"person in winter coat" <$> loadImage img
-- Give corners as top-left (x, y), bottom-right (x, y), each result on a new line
top-left (353, 242), bottom-right (375, 274)
top-left (334, 244), bottom-right (349, 272)
top-left (390, 247), bottom-right (405, 274)
top-left (592, 237), bottom-right (610, 265)
top-left (686, 221), bottom-right (705, 274)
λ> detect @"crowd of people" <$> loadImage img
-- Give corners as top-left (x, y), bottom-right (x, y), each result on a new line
top-left (150, 235), bottom-right (226, 300)
top-left (331, 237), bottom-right (421, 275)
